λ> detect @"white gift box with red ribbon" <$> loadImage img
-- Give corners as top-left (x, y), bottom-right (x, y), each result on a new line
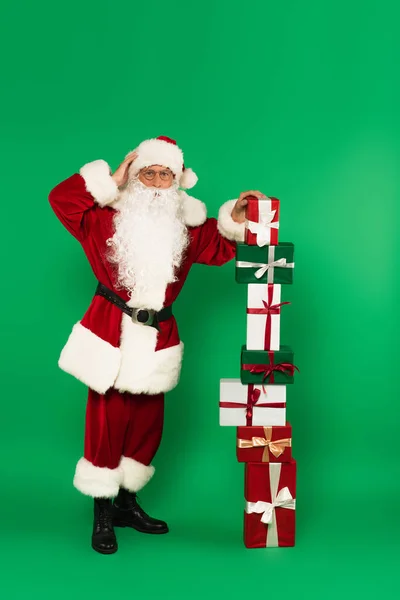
top-left (219, 379), bottom-right (287, 426)
top-left (246, 284), bottom-right (290, 351)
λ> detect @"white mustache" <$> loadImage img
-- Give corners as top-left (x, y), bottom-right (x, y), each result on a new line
top-left (106, 181), bottom-right (189, 305)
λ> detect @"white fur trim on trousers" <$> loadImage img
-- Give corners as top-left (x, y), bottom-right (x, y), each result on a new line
top-left (119, 457), bottom-right (155, 492)
top-left (73, 457), bottom-right (155, 498)
top-left (73, 458), bottom-right (123, 498)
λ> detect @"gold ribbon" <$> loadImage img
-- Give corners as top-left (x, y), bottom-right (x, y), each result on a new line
top-left (237, 426), bottom-right (291, 462)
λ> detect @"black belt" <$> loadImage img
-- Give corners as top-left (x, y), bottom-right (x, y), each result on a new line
top-left (95, 282), bottom-right (173, 330)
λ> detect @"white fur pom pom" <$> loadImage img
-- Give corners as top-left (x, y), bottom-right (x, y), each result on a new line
top-left (180, 168), bottom-right (198, 189)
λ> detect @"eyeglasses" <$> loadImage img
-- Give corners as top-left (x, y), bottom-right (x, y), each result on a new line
top-left (141, 168), bottom-right (174, 181)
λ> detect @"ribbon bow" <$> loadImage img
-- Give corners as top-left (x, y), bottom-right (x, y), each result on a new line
top-left (246, 387), bottom-right (261, 421)
top-left (236, 245), bottom-right (294, 284)
top-left (254, 258), bottom-right (289, 279)
top-left (219, 385), bottom-right (285, 425)
top-left (249, 362), bottom-right (298, 381)
top-left (246, 211), bottom-right (280, 247)
top-left (246, 487), bottom-right (295, 524)
top-left (235, 259), bottom-right (293, 280)
top-left (247, 299), bottom-right (291, 316)
top-left (245, 463), bottom-right (296, 546)
top-left (238, 426), bottom-right (291, 462)
top-left (243, 362), bottom-right (299, 387)
top-left (246, 285), bottom-right (291, 351)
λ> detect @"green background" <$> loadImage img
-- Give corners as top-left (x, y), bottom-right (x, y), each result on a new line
top-left (1, 0), bottom-right (399, 598)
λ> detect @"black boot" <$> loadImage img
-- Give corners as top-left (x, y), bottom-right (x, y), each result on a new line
top-left (92, 498), bottom-right (118, 554)
top-left (113, 488), bottom-right (169, 534)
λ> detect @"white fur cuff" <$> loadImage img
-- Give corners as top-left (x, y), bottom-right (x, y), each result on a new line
top-left (120, 457), bottom-right (155, 492)
top-left (217, 199), bottom-right (245, 242)
top-left (73, 458), bottom-right (122, 498)
top-left (79, 159), bottom-right (119, 207)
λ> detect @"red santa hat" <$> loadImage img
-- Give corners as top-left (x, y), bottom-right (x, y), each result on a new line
top-left (128, 136), bottom-right (198, 189)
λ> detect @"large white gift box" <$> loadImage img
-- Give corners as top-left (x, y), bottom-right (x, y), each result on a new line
top-left (219, 378), bottom-right (286, 426)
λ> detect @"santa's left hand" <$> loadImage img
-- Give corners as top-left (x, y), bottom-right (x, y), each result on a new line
top-left (231, 190), bottom-right (267, 223)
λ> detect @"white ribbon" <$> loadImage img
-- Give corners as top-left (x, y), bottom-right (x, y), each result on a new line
top-left (237, 246), bottom-right (294, 283)
top-left (246, 489), bottom-right (295, 525)
top-left (246, 208), bottom-right (279, 247)
top-left (245, 463), bottom-right (296, 547)
top-left (236, 246), bottom-right (294, 283)
top-left (236, 258), bottom-right (292, 281)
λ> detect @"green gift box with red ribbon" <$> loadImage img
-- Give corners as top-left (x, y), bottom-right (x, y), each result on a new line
top-left (235, 242), bottom-right (295, 284)
top-left (240, 345), bottom-right (298, 385)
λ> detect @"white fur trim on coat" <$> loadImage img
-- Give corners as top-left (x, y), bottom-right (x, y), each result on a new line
top-left (113, 313), bottom-right (184, 394)
top-left (79, 159), bottom-right (119, 207)
top-left (217, 199), bottom-right (245, 242)
top-left (73, 458), bottom-right (123, 498)
top-left (120, 457), bottom-right (155, 492)
top-left (58, 322), bottom-right (121, 394)
top-left (179, 191), bottom-right (207, 227)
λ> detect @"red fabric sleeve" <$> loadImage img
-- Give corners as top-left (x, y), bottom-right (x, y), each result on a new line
top-left (192, 217), bottom-right (236, 266)
top-left (48, 173), bottom-right (96, 241)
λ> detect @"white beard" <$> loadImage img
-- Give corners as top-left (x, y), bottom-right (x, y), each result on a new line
top-left (106, 179), bottom-right (189, 311)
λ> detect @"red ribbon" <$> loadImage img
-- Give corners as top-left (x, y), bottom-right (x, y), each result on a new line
top-left (242, 351), bottom-right (299, 386)
top-left (219, 385), bottom-right (286, 425)
top-left (246, 285), bottom-right (290, 349)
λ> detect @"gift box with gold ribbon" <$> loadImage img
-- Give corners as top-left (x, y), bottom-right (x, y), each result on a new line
top-left (237, 424), bottom-right (292, 463)
top-left (244, 461), bottom-right (296, 548)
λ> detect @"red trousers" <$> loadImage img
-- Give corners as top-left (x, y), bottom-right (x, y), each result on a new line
top-left (74, 388), bottom-right (164, 498)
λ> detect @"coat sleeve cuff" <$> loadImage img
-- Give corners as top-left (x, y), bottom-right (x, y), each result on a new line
top-left (79, 160), bottom-right (119, 207)
top-left (217, 199), bottom-right (245, 242)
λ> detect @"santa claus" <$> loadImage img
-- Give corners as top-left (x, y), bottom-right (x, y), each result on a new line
top-left (49, 135), bottom-right (266, 554)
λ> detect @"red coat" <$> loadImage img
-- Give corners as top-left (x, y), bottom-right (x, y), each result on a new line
top-left (49, 159), bottom-right (245, 395)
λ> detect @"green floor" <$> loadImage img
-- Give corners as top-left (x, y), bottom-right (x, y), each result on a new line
top-left (2, 447), bottom-right (399, 599)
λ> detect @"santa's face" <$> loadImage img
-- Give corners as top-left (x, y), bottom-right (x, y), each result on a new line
top-left (138, 164), bottom-right (175, 189)
top-left (106, 177), bottom-right (188, 310)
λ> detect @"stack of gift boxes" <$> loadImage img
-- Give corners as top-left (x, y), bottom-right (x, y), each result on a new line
top-left (219, 196), bottom-right (298, 548)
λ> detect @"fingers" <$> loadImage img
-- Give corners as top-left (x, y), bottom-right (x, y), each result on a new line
top-left (123, 151), bottom-right (138, 165)
top-left (115, 151), bottom-right (138, 179)
top-left (117, 151), bottom-right (137, 169)
top-left (240, 190), bottom-right (266, 200)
